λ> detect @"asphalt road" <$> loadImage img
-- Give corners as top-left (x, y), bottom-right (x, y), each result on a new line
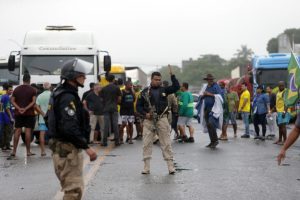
top-left (1, 120), bottom-right (300, 200)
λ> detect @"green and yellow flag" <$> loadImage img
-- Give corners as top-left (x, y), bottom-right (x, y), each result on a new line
top-left (285, 53), bottom-right (300, 107)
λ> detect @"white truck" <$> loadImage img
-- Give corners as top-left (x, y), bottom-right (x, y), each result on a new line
top-left (8, 26), bottom-right (111, 97)
top-left (125, 66), bottom-right (148, 87)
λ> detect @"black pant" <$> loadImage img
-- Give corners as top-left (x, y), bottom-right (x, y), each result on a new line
top-left (204, 109), bottom-right (218, 143)
top-left (103, 112), bottom-right (119, 144)
top-left (171, 112), bottom-right (178, 134)
top-left (253, 113), bottom-right (267, 136)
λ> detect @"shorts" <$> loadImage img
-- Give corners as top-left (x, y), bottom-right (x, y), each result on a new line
top-left (118, 113), bottom-right (122, 125)
top-left (121, 115), bottom-right (135, 124)
top-left (37, 123), bottom-right (48, 131)
top-left (177, 116), bottom-right (193, 127)
top-left (277, 112), bottom-right (290, 125)
top-left (224, 112), bottom-right (237, 125)
top-left (15, 115), bottom-right (36, 129)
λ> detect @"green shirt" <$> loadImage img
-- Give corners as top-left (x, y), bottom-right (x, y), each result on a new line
top-left (178, 91), bottom-right (194, 117)
top-left (227, 91), bottom-right (239, 112)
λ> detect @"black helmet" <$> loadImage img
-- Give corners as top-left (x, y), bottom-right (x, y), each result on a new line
top-left (61, 58), bottom-right (93, 87)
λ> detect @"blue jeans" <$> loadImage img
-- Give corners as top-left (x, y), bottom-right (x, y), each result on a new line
top-left (241, 112), bottom-right (250, 135)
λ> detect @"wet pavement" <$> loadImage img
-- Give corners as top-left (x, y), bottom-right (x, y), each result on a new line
top-left (1, 120), bottom-right (300, 200)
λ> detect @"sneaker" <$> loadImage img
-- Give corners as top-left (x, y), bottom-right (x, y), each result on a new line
top-left (241, 134), bottom-right (250, 138)
top-left (210, 141), bottom-right (219, 148)
top-left (254, 135), bottom-right (260, 140)
top-left (205, 143), bottom-right (212, 148)
top-left (260, 136), bottom-right (265, 141)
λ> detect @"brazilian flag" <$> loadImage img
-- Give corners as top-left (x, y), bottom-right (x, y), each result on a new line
top-left (285, 53), bottom-right (300, 107)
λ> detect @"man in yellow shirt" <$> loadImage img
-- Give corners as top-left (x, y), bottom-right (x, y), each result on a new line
top-left (274, 81), bottom-right (290, 145)
top-left (238, 83), bottom-right (251, 138)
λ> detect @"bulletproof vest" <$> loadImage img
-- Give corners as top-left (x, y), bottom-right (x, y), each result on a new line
top-left (142, 86), bottom-right (169, 115)
top-left (44, 87), bottom-right (67, 138)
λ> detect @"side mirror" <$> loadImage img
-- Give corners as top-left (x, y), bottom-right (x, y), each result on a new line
top-left (104, 55), bottom-right (111, 72)
top-left (8, 55), bottom-right (15, 71)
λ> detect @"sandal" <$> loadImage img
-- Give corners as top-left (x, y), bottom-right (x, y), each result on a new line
top-left (27, 153), bottom-right (36, 156)
top-left (41, 153), bottom-right (47, 157)
top-left (10, 153), bottom-right (16, 157)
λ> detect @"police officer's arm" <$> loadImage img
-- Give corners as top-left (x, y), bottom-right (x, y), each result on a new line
top-left (165, 75), bottom-right (180, 95)
top-left (58, 94), bottom-right (89, 149)
top-left (164, 65), bottom-right (180, 95)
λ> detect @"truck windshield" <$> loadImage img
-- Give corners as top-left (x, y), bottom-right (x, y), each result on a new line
top-left (22, 55), bottom-right (94, 75)
top-left (255, 69), bottom-right (288, 88)
top-left (113, 73), bottom-right (126, 82)
top-left (0, 67), bottom-right (19, 86)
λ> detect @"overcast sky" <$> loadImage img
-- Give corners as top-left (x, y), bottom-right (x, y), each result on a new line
top-left (1, 0), bottom-right (299, 72)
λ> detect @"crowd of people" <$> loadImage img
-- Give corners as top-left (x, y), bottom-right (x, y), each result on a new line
top-left (0, 72), bottom-right (297, 155)
top-left (1, 58), bottom-right (300, 198)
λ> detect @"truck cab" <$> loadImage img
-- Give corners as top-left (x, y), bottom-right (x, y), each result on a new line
top-left (8, 26), bottom-right (111, 97)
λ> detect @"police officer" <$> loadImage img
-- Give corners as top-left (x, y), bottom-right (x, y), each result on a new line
top-left (48, 58), bottom-right (97, 200)
top-left (137, 65), bottom-right (180, 174)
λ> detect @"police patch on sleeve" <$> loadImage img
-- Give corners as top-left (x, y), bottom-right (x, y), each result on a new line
top-left (65, 107), bottom-right (75, 116)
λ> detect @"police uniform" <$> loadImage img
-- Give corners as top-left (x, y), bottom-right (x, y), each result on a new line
top-left (48, 59), bottom-right (93, 200)
top-left (137, 74), bottom-right (180, 174)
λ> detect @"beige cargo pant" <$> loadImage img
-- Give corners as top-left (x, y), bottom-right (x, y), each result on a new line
top-left (52, 149), bottom-right (84, 200)
top-left (143, 116), bottom-right (173, 161)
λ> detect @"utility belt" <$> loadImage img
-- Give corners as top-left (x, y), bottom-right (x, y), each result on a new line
top-left (48, 139), bottom-right (81, 157)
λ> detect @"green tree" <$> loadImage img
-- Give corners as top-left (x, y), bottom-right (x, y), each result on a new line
top-left (234, 45), bottom-right (254, 61)
top-left (267, 38), bottom-right (279, 53)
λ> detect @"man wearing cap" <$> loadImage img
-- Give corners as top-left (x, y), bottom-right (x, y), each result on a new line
top-left (202, 74), bottom-right (223, 148)
top-left (48, 58), bottom-right (97, 199)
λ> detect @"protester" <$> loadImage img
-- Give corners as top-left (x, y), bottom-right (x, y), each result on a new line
top-left (266, 86), bottom-right (277, 139)
top-left (137, 65), bottom-right (179, 174)
top-left (10, 73), bottom-right (37, 157)
top-left (201, 74), bottom-right (223, 148)
top-left (83, 84), bottom-right (104, 144)
top-left (274, 81), bottom-right (290, 145)
top-left (100, 74), bottom-right (122, 146)
top-left (178, 82), bottom-right (194, 143)
top-left (1, 84), bottom-right (14, 151)
top-left (119, 81), bottom-right (135, 144)
top-left (35, 82), bottom-right (51, 156)
top-left (133, 84), bottom-right (143, 140)
top-left (239, 83), bottom-right (251, 138)
top-left (82, 82), bottom-right (95, 101)
top-left (220, 86), bottom-right (239, 139)
top-left (277, 111), bottom-right (300, 165)
top-left (252, 85), bottom-right (270, 140)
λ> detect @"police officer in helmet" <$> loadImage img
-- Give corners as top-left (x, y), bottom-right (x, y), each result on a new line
top-left (48, 58), bottom-right (97, 200)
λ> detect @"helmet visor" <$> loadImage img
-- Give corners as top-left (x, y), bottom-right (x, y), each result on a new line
top-left (73, 58), bottom-right (93, 74)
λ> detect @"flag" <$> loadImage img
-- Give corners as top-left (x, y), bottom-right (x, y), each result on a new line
top-left (295, 54), bottom-right (300, 87)
top-left (285, 53), bottom-right (300, 107)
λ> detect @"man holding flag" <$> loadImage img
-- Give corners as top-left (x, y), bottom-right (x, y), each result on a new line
top-left (277, 53), bottom-right (300, 164)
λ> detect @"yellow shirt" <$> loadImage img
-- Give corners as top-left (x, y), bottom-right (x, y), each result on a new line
top-left (238, 90), bottom-right (251, 112)
top-left (276, 90), bottom-right (285, 112)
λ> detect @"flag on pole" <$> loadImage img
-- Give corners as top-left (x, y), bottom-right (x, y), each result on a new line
top-left (285, 53), bottom-right (300, 107)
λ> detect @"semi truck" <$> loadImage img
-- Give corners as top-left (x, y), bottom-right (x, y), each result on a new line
top-left (252, 53), bottom-right (300, 92)
top-left (100, 65), bottom-right (148, 87)
top-left (8, 25), bottom-right (111, 97)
